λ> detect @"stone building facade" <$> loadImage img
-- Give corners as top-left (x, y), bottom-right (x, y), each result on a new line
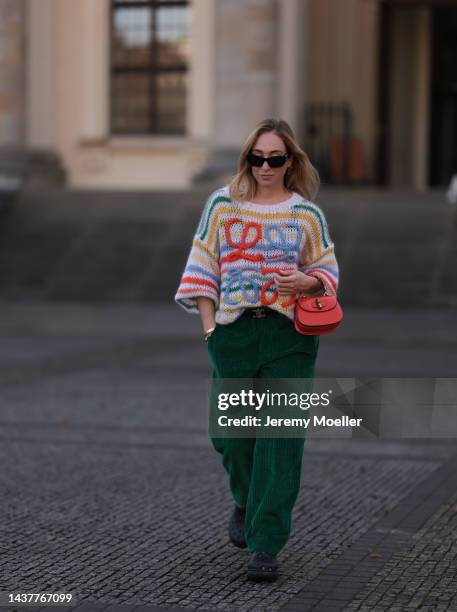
top-left (0, 0), bottom-right (455, 190)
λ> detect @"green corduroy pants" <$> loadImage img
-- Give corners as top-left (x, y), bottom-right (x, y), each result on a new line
top-left (207, 308), bottom-right (319, 556)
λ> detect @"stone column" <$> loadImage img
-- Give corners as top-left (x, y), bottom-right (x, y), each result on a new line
top-left (194, 0), bottom-right (279, 183)
top-left (277, 0), bottom-right (308, 140)
top-left (0, 0), bottom-right (25, 147)
top-left (214, 0), bottom-right (278, 146)
top-left (24, 0), bottom-right (65, 186)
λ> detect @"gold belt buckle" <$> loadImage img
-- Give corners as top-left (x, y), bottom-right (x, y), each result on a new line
top-left (252, 307), bottom-right (267, 318)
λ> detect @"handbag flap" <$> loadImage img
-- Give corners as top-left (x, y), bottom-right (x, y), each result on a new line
top-left (296, 295), bottom-right (338, 313)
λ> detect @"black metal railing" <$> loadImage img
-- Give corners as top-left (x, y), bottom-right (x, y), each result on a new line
top-left (303, 102), bottom-right (367, 185)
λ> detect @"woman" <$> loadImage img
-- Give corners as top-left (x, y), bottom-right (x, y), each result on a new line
top-left (175, 118), bottom-right (339, 582)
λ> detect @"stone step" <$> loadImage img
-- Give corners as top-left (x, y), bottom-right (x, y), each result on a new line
top-left (0, 186), bottom-right (455, 307)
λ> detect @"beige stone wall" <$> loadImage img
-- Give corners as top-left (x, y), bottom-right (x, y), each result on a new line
top-left (19, 0), bottom-right (433, 189)
top-left (305, 0), bottom-right (432, 188)
top-left (24, 0), bottom-right (212, 189)
top-left (213, 0), bottom-right (279, 147)
top-left (0, 0), bottom-right (25, 146)
top-left (306, 0), bottom-right (379, 181)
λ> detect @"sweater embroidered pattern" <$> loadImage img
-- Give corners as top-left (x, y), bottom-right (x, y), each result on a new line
top-left (175, 185), bottom-right (339, 325)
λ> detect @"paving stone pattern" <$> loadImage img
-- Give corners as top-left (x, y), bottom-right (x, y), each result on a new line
top-left (343, 489), bottom-right (457, 612)
top-left (0, 302), bottom-right (457, 612)
top-left (0, 440), bottom-right (444, 612)
top-left (281, 449), bottom-right (457, 612)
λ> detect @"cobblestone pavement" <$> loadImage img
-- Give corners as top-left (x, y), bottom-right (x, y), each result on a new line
top-left (345, 487), bottom-right (457, 612)
top-left (0, 301), bottom-right (456, 612)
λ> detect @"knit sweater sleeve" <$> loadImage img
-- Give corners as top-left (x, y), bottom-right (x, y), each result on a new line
top-left (174, 189), bottom-right (222, 313)
top-left (298, 202), bottom-right (339, 296)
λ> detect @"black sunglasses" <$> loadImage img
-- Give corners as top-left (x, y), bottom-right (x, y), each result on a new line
top-left (247, 152), bottom-right (289, 168)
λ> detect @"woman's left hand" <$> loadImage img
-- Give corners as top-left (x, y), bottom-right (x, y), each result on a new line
top-left (273, 269), bottom-right (321, 295)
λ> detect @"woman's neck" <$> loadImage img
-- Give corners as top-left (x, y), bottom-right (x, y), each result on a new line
top-left (251, 187), bottom-right (293, 204)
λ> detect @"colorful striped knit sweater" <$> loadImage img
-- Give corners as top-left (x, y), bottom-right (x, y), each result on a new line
top-left (175, 185), bottom-right (339, 325)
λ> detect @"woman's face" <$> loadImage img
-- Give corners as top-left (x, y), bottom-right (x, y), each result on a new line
top-left (249, 131), bottom-right (292, 192)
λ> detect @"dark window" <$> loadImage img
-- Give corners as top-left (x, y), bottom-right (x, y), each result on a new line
top-left (429, 7), bottom-right (457, 186)
top-left (110, 0), bottom-right (191, 135)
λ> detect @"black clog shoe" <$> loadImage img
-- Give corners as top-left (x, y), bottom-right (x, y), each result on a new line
top-left (228, 505), bottom-right (247, 548)
top-left (246, 551), bottom-right (278, 582)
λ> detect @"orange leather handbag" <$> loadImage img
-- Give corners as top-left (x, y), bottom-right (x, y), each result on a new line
top-left (294, 294), bottom-right (343, 335)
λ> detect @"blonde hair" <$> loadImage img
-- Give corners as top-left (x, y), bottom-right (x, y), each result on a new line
top-left (228, 118), bottom-right (320, 202)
